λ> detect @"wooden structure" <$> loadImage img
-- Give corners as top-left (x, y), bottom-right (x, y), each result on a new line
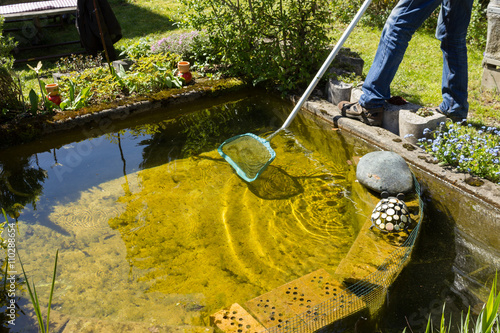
top-left (0, 0), bottom-right (77, 19)
top-left (0, 0), bottom-right (84, 63)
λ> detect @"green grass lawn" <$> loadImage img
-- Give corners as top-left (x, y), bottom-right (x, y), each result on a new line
top-left (4, 0), bottom-right (500, 126)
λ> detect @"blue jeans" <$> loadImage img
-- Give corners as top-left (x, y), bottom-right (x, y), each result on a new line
top-left (359, 0), bottom-right (474, 119)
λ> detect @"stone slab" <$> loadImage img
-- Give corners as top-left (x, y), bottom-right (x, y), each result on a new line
top-left (482, 61), bottom-right (500, 91)
top-left (210, 303), bottom-right (265, 333)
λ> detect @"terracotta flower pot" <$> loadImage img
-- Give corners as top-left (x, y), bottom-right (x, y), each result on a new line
top-left (45, 83), bottom-right (59, 96)
top-left (177, 61), bottom-right (192, 84)
top-left (177, 61), bottom-right (190, 74)
top-left (45, 83), bottom-right (61, 106)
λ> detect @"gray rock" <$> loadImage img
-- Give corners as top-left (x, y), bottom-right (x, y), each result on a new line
top-left (356, 151), bottom-right (413, 195)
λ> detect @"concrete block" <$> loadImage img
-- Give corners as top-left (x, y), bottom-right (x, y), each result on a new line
top-left (112, 59), bottom-right (134, 72)
top-left (382, 102), bottom-right (420, 135)
top-left (325, 79), bottom-right (352, 105)
top-left (482, 58), bottom-right (500, 91)
top-left (399, 109), bottom-right (447, 145)
top-left (350, 87), bottom-right (363, 103)
top-left (336, 54), bottom-right (364, 76)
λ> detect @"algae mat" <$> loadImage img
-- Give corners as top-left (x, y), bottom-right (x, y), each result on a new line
top-left (14, 131), bottom-right (367, 329)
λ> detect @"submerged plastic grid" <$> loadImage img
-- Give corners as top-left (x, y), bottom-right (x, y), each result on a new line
top-left (218, 133), bottom-right (276, 182)
top-left (245, 269), bottom-right (366, 332)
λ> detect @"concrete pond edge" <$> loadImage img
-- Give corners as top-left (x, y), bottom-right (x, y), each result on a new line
top-left (298, 96), bottom-right (500, 211)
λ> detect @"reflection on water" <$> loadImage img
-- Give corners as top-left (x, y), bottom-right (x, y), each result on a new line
top-left (0, 93), bottom-right (373, 331)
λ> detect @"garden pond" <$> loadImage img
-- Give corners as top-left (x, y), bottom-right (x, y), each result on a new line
top-left (0, 90), bottom-right (377, 331)
top-left (0, 89), bottom-right (496, 332)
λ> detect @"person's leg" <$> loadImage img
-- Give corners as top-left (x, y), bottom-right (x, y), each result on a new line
top-left (359, 0), bottom-right (442, 109)
top-left (436, 0), bottom-right (473, 121)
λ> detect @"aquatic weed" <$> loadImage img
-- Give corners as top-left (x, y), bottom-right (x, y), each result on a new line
top-left (418, 122), bottom-right (500, 183)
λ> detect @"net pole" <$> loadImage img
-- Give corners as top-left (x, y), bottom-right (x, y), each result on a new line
top-left (276, 0), bottom-right (373, 132)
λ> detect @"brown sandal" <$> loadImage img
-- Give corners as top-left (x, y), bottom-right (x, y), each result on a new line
top-left (338, 101), bottom-right (384, 126)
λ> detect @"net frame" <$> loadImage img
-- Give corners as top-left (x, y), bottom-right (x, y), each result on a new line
top-left (218, 133), bottom-right (277, 182)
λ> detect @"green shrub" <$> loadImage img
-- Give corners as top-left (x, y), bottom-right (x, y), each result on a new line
top-left (180, 0), bottom-right (333, 92)
top-left (0, 17), bottom-right (22, 114)
top-left (118, 37), bottom-right (153, 60)
top-left (55, 54), bottom-right (104, 74)
top-left (59, 67), bottom-right (119, 105)
top-left (468, 0), bottom-right (488, 49)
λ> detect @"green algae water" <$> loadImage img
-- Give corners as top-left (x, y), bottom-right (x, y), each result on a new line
top-left (0, 92), bottom-right (376, 331)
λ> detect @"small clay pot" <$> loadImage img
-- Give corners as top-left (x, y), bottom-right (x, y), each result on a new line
top-left (177, 61), bottom-right (190, 73)
top-left (45, 83), bottom-right (59, 96)
top-left (45, 83), bottom-right (61, 105)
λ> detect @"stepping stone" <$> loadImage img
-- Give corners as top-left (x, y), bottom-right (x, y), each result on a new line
top-left (210, 303), bottom-right (265, 333)
top-left (245, 269), bottom-right (366, 332)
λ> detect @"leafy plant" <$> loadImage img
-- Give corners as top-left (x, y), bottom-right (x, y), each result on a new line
top-left (418, 122), bottom-right (500, 183)
top-left (18, 250), bottom-right (59, 333)
top-left (474, 272), bottom-right (500, 333)
top-left (112, 53), bottom-right (183, 93)
top-left (0, 16), bottom-right (16, 70)
top-left (28, 89), bottom-right (39, 115)
top-left (26, 62), bottom-right (45, 102)
top-left (58, 66), bottom-right (116, 105)
top-left (118, 37), bottom-right (153, 60)
top-left (59, 80), bottom-right (92, 111)
top-left (26, 61), bottom-right (57, 114)
top-left (55, 54), bottom-right (104, 73)
top-left (0, 67), bottom-right (23, 114)
top-left (405, 272), bottom-right (500, 333)
top-left (180, 0), bottom-right (333, 92)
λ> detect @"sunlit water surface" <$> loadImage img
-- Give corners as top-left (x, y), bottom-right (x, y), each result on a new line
top-left (0, 92), bottom-right (376, 331)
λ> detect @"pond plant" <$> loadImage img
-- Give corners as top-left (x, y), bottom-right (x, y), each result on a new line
top-left (18, 249), bottom-right (59, 333)
top-left (2, 207), bottom-right (59, 332)
top-left (404, 272), bottom-right (500, 333)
